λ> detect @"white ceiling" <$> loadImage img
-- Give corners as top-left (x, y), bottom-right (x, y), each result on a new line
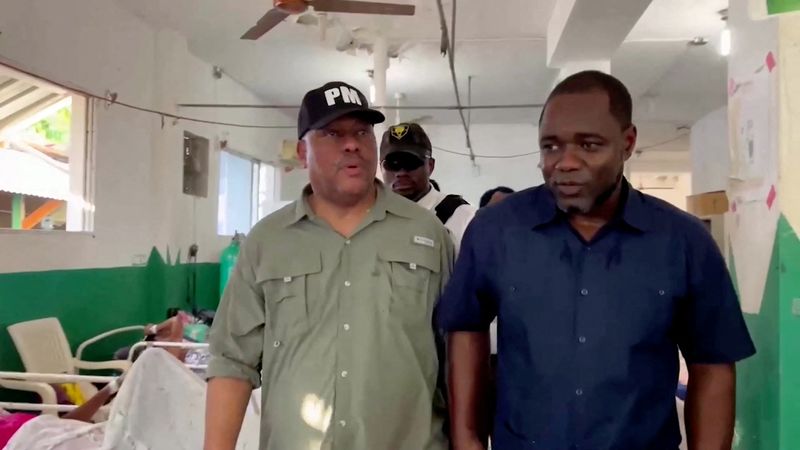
top-left (117, 0), bottom-right (730, 153)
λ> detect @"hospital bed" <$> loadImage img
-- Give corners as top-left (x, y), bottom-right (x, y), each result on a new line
top-left (1, 346), bottom-right (261, 450)
top-left (0, 341), bottom-right (208, 414)
top-left (2, 317), bottom-right (144, 413)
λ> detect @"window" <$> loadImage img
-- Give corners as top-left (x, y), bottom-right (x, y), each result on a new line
top-left (0, 64), bottom-right (93, 231)
top-left (217, 149), bottom-right (277, 236)
top-left (183, 132), bottom-right (209, 198)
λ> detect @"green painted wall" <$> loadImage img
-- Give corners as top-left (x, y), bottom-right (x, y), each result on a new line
top-left (733, 215), bottom-right (800, 450)
top-left (0, 266), bottom-right (150, 372)
top-left (767, 0), bottom-right (800, 14)
top-left (778, 216), bottom-right (800, 449)
top-left (733, 235), bottom-right (780, 450)
top-left (0, 248), bottom-right (220, 376)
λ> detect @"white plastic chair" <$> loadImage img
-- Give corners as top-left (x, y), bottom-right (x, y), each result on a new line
top-left (5, 317), bottom-right (144, 406)
top-left (0, 378), bottom-right (58, 414)
top-left (0, 372), bottom-right (116, 416)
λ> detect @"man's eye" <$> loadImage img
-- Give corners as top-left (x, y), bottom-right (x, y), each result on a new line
top-left (581, 142), bottom-right (601, 150)
top-left (540, 143), bottom-right (559, 153)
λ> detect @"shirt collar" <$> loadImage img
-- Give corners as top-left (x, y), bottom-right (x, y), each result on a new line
top-left (284, 180), bottom-right (416, 228)
top-left (531, 179), bottom-right (652, 232)
top-left (417, 184), bottom-right (443, 210)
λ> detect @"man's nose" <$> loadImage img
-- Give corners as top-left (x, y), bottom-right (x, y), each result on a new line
top-left (341, 134), bottom-right (361, 153)
top-left (554, 145), bottom-right (583, 171)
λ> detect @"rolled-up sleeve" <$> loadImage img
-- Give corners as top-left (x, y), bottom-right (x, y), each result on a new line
top-left (207, 239), bottom-right (265, 388)
top-left (677, 226), bottom-right (756, 364)
top-left (436, 216), bottom-right (496, 332)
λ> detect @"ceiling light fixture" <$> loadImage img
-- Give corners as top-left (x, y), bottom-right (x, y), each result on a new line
top-left (719, 9), bottom-right (731, 57)
top-left (720, 28), bottom-right (731, 56)
top-left (688, 37), bottom-right (708, 46)
top-left (367, 69), bottom-right (376, 103)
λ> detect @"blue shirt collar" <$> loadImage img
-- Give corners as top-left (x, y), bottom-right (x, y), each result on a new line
top-left (529, 179), bottom-right (653, 232)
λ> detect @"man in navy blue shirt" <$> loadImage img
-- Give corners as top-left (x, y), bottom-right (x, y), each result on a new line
top-left (437, 71), bottom-right (755, 450)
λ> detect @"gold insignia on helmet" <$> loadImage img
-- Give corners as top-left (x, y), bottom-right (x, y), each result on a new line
top-left (391, 125), bottom-right (409, 139)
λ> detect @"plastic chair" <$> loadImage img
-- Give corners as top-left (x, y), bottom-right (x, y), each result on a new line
top-left (6, 317), bottom-right (144, 406)
top-left (0, 378), bottom-right (58, 414)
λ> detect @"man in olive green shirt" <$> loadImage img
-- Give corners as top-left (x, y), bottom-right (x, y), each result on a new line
top-left (204, 81), bottom-right (454, 450)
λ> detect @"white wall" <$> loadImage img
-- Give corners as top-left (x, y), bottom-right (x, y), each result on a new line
top-left (0, 0), bottom-right (294, 272)
top-left (423, 123), bottom-right (692, 210)
top-left (690, 107), bottom-right (729, 194)
top-left (629, 172), bottom-right (692, 211)
top-left (422, 124), bottom-right (542, 205)
top-left (279, 166), bottom-right (309, 202)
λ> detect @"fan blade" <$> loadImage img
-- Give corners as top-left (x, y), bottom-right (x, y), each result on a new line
top-left (312, 0), bottom-right (415, 16)
top-left (241, 9), bottom-right (290, 40)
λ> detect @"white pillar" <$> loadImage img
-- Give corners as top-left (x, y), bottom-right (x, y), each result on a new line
top-left (373, 35), bottom-right (389, 133)
top-left (372, 34), bottom-right (389, 179)
top-left (556, 60), bottom-right (611, 81)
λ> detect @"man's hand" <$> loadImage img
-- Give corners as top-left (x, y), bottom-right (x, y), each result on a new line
top-left (448, 331), bottom-right (491, 450)
top-left (204, 377), bottom-right (253, 450)
top-left (685, 363), bottom-right (736, 450)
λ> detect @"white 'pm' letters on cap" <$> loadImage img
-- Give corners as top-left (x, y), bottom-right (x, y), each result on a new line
top-left (324, 86), bottom-right (363, 107)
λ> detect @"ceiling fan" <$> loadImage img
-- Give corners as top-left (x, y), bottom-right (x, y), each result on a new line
top-left (241, 0), bottom-right (415, 40)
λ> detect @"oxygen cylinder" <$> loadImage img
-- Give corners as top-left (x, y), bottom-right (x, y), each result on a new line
top-left (220, 233), bottom-right (244, 299)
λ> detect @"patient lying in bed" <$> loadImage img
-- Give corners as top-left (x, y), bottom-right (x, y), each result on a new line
top-left (3, 348), bottom-right (260, 450)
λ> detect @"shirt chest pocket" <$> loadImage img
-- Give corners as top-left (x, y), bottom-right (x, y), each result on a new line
top-left (256, 253), bottom-right (322, 339)
top-left (379, 245), bottom-right (440, 325)
top-left (610, 271), bottom-right (683, 345)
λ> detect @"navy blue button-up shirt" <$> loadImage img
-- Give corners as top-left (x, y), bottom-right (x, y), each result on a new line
top-left (437, 183), bottom-right (755, 450)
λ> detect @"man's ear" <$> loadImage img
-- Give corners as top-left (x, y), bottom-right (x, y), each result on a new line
top-left (428, 158), bottom-right (436, 175)
top-left (622, 125), bottom-right (638, 161)
top-left (297, 139), bottom-right (309, 169)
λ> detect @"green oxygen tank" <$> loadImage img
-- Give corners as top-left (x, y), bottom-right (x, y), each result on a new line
top-left (220, 233), bottom-right (244, 299)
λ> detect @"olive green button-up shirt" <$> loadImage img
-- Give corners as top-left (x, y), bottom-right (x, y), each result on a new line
top-left (207, 182), bottom-right (454, 450)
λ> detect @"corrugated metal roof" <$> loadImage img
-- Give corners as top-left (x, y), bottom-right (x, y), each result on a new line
top-left (0, 70), bottom-right (67, 133)
top-left (0, 147), bottom-right (69, 200)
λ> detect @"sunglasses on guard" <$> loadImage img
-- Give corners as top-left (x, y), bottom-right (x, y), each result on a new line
top-left (381, 153), bottom-right (426, 172)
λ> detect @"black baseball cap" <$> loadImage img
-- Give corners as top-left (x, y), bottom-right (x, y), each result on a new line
top-left (379, 122), bottom-right (433, 161)
top-left (297, 81), bottom-right (385, 139)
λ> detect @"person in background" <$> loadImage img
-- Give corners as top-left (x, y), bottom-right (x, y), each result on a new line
top-left (205, 82), bottom-right (453, 450)
top-left (438, 71), bottom-right (755, 450)
top-left (478, 186), bottom-right (515, 208)
top-left (380, 123), bottom-right (476, 255)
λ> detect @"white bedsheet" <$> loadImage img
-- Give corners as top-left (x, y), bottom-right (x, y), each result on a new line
top-left (4, 415), bottom-right (105, 450)
top-left (102, 348), bottom-right (260, 450)
top-left (5, 349), bottom-right (260, 450)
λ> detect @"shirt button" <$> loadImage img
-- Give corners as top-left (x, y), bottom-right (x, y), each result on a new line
top-left (273, 341), bottom-right (281, 348)
top-left (659, 289), bottom-right (666, 296)
top-left (580, 288), bottom-right (589, 296)
top-left (343, 324), bottom-right (350, 331)
top-left (510, 286), bottom-right (517, 292)
top-left (345, 240), bottom-right (351, 245)
top-left (339, 420), bottom-right (347, 427)
top-left (341, 370), bottom-right (349, 378)
top-left (576, 388), bottom-right (584, 396)
top-left (578, 336), bottom-right (586, 344)
top-left (344, 281), bottom-right (351, 287)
